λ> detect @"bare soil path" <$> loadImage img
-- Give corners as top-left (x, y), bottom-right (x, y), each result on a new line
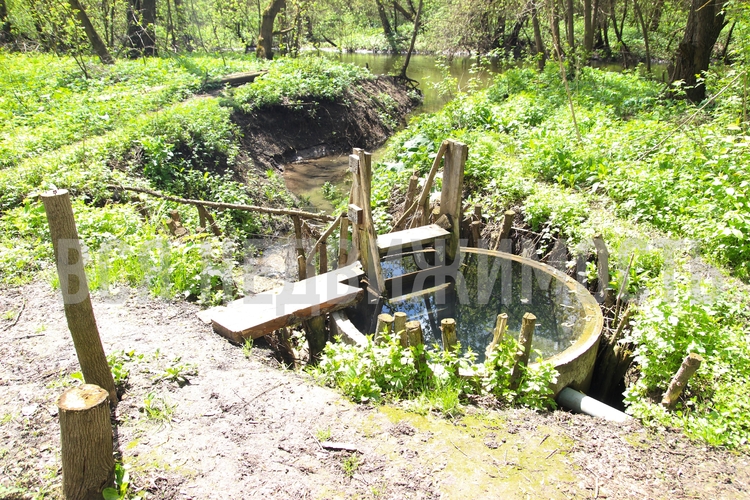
top-left (1, 282), bottom-right (748, 499)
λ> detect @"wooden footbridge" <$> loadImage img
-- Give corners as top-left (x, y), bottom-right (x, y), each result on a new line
top-left (198, 141), bottom-right (468, 346)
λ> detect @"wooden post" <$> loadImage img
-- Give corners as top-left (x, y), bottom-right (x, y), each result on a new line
top-left (485, 313), bottom-right (508, 357)
top-left (440, 318), bottom-right (457, 352)
top-left (405, 320), bottom-right (423, 347)
top-left (304, 315), bottom-right (327, 364)
top-left (319, 240), bottom-right (328, 274)
top-left (338, 216), bottom-right (349, 266)
top-left (292, 215), bottom-right (305, 261)
top-left (510, 313), bottom-right (536, 389)
top-left (394, 312), bottom-right (408, 348)
top-left (470, 220), bottom-right (482, 248)
top-left (58, 384), bottom-right (114, 500)
top-left (42, 190), bottom-right (117, 404)
top-left (593, 235), bottom-right (614, 306)
top-left (354, 148), bottom-right (385, 295)
top-left (440, 140), bottom-right (468, 263)
top-left (661, 353), bottom-right (703, 409)
top-left (375, 313), bottom-right (394, 343)
top-left (297, 254), bottom-right (307, 280)
top-left (499, 210), bottom-right (515, 243)
top-left (394, 171), bottom-right (420, 231)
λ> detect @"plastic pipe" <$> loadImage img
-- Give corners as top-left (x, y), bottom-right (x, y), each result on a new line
top-left (556, 387), bottom-right (632, 423)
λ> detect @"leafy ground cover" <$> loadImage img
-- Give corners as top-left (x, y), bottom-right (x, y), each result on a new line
top-left (0, 53), bottom-right (377, 304)
top-left (370, 62), bottom-right (750, 448)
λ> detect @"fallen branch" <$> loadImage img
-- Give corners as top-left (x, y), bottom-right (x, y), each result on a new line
top-left (108, 185), bottom-right (335, 222)
top-left (3, 299), bottom-right (25, 331)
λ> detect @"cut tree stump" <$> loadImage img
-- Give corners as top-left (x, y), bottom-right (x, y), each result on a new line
top-left (58, 384), bottom-right (114, 500)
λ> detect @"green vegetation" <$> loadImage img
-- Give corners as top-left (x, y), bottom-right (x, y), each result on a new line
top-left (141, 391), bottom-right (176, 424)
top-left (314, 332), bottom-right (557, 413)
top-left (370, 51), bottom-right (750, 447)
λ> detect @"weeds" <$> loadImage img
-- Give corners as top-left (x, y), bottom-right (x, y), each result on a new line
top-left (141, 392), bottom-right (176, 424)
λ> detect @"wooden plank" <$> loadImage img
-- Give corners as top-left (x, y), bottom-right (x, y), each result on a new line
top-left (208, 263), bottom-right (365, 343)
top-left (331, 311), bottom-right (368, 347)
top-left (377, 224), bottom-right (450, 255)
top-left (388, 282), bottom-right (451, 303)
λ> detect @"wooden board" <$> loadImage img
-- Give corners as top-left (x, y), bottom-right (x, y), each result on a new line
top-left (207, 263), bottom-right (364, 343)
top-left (377, 224), bottom-right (450, 255)
top-left (331, 310), bottom-right (368, 347)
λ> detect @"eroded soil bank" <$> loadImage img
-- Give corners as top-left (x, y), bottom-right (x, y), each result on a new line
top-left (1, 283), bottom-right (749, 499)
top-left (234, 76), bottom-right (419, 172)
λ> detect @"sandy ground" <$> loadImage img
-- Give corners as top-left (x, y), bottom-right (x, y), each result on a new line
top-left (1, 282), bottom-right (749, 499)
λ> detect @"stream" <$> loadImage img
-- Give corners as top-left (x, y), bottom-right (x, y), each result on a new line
top-left (282, 53), bottom-right (500, 213)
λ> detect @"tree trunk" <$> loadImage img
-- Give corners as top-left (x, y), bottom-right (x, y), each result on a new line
top-left (393, 0), bottom-right (414, 22)
top-left (374, 0), bottom-right (397, 51)
top-left (68, 0), bottom-right (114, 64)
top-left (584, 0), bottom-right (593, 51)
top-left (632, 0), bottom-right (650, 72)
top-left (399, 0), bottom-right (422, 79)
top-left (126, 0), bottom-right (157, 57)
top-left (505, 3), bottom-right (530, 57)
top-left (41, 190), bottom-right (118, 404)
top-left (256, 0), bottom-right (286, 59)
top-left (550, 0), bottom-right (563, 57)
top-left (0, 0), bottom-right (12, 44)
top-left (58, 384), bottom-right (114, 500)
top-left (669, 0), bottom-right (727, 102)
top-left (565, 0), bottom-right (575, 50)
top-left (532, 1), bottom-right (546, 70)
top-left (649, 0), bottom-right (664, 32)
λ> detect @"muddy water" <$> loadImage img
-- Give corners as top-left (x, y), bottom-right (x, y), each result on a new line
top-left (283, 54), bottom-right (499, 212)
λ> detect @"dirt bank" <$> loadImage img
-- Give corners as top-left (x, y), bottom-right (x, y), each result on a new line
top-left (234, 76), bottom-right (420, 171)
top-left (1, 282), bottom-right (749, 499)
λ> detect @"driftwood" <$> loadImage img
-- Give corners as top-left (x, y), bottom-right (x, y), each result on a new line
top-left (213, 70), bottom-right (267, 87)
top-left (109, 185), bottom-right (335, 222)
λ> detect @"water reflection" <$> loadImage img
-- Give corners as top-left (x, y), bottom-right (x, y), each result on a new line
top-left (380, 250), bottom-right (587, 362)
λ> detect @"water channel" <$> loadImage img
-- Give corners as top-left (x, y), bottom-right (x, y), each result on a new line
top-left (282, 53), bottom-right (499, 212)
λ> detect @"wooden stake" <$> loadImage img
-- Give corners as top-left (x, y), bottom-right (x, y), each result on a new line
top-left (499, 210), bottom-right (515, 243)
top-left (510, 313), bottom-right (536, 389)
top-left (394, 312), bottom-right (408, 348)
top-left (354, 149), bottom-right (385, 295)
top-left (42, 190), bottom-right (117, 404)
top-left (304, 315), bottom-right (327, 365)
top-left (405, 320), bottom-right (423, 347)
top-left (394, 171), bottom-right (420, 231)
top-left (197, 204), bottom-right (222, 237)
top-left (661, 353), bottom-right (703, 409)
top-left (292, 215), bottom-right (305, 262)
top-left (297, 254), bottom-right (307, 280)
top-left (440, 318), bottom-right (457, 352)
top-left (486, 313), bottom-right (508, 357)
top-left (470, 220), bottom-right (482, 248)
top-left (338, 216), bottom-right (349, 266)
top-left (58, 384), bottom-right (114, 500)
top-left (319, 240), bottom-right (328, 274)
top-left (375, 313), bottom-right (394, 343)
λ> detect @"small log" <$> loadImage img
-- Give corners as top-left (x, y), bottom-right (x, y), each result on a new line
top-left (338, 216), bottom-right (349, 266)
top-left (510, 313), bottom-right (536, 389)
top-left (42, 190), bottom-right (117, 404)
top-left (319, 240), bottom-right (328, 274)
top-left (499, 210), bottom-right (515, 242)
top-left (405, 320), bottom-right (423, 347)
top-left (485, 313), bottom-right (508, 357)
top-left (375, 313), bottom-right (394, 343)
top-left (58, 384), bottom-right (114, 500)
top-left (440, 318), bottom-right (457, 352)
top-left (394, 312), bottom-right (408, 348)
top-left (661, 353), bottom-right (703, 409)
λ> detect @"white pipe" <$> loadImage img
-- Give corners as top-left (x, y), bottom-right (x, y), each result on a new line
top-left (556, 387), bottom-right (632, 423)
